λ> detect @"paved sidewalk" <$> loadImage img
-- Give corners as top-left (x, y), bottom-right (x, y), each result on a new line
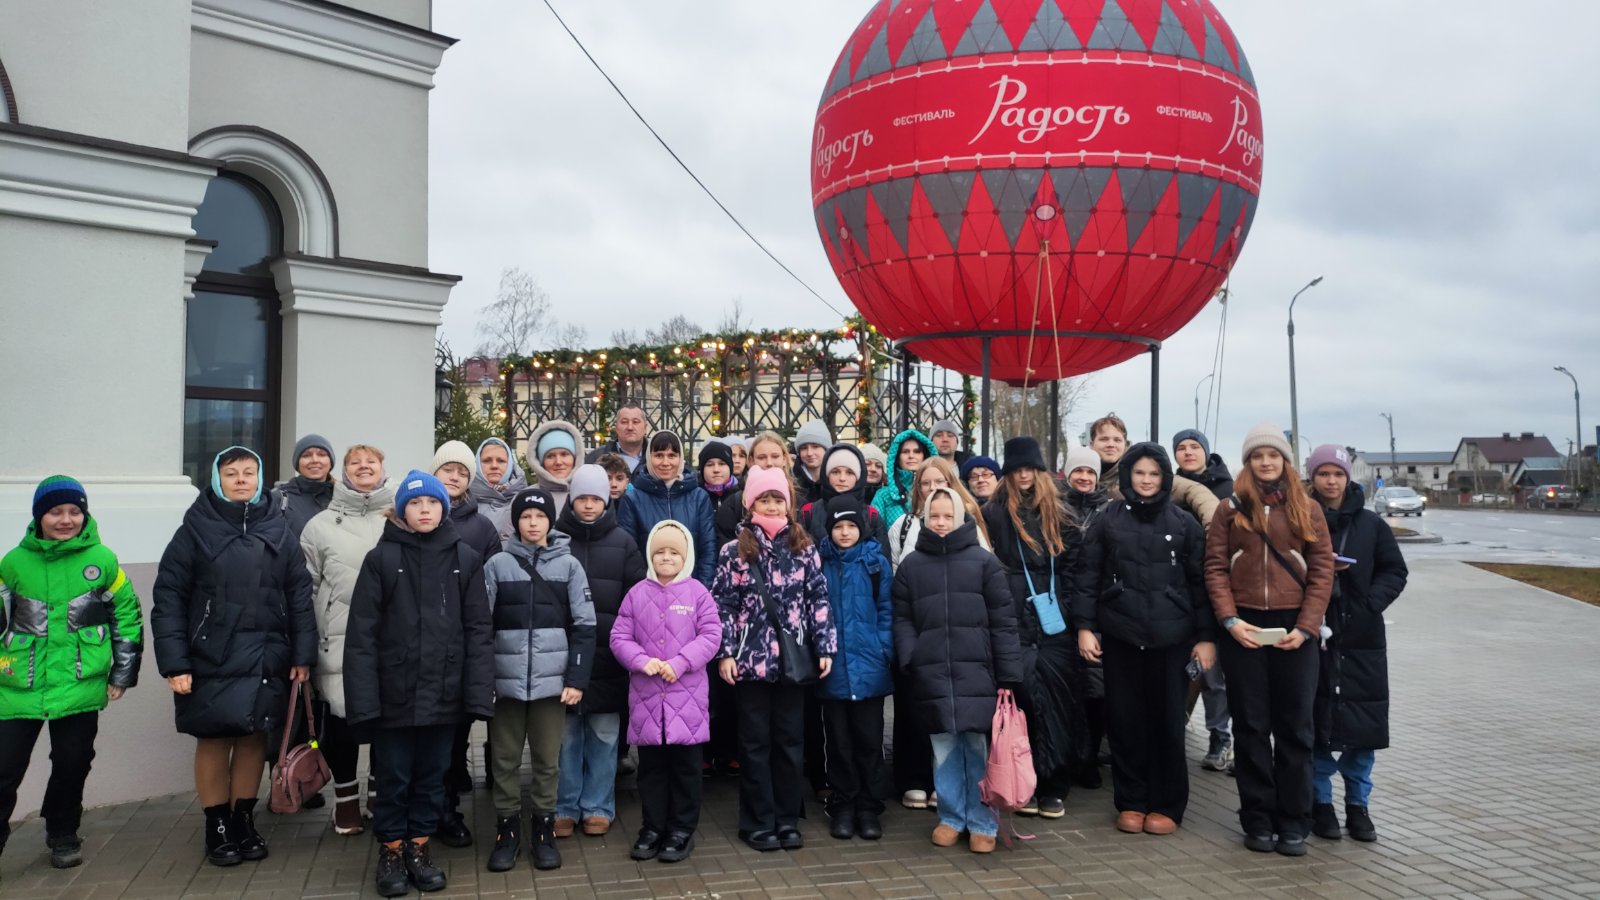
top-left (4, 559), bottom-right (1600, 899)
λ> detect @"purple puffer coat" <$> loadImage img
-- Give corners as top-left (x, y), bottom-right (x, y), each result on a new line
top-left (611, 521), bottom-right (723, 746)
top-left (711, 521), bottom-right (837, 683)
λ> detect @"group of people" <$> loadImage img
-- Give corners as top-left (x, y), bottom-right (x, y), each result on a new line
top-left (0, 405), bottom-right (1407, 895)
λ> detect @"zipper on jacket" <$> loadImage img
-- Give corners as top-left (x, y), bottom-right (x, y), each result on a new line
top-left (192, 598), bottom-right (213, 646)
top-left (1259, 506), bottom-right (1271, 610)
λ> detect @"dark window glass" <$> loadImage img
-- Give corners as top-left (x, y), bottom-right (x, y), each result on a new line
top-left (186, 290), bottom-right (271, 389)
top-left (183, 399), bottom-right (267, 489)
top-left (192, 176), bottom-right (281, 275)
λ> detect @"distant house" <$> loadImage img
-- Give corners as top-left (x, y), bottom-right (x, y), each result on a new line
top-left (1449, 433), bottom-right (1560, 492)
top-left (1352, 450), bottom-right (1455, 492)
top-left (1511, 457), bottom-right (1567, 489)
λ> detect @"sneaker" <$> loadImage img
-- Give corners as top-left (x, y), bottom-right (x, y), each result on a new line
top-left (202, 803), bottom-right (242, 867)
top-left (630, 828), bottom-right (663, 861)
top-left (531, 814), bottom-right (562, 870)
top-left (928, 791), bottom-right (938, 810)
top-left (658, 831), bottom-right (694, 863)
top-left (435, 810), bottom-right (472, 848)
top-left (46, 833), bottom-right (82, 869)
top-left (1202, 740), bottom-right (1233, 772)
top-left (1345, 805), bottom-right (1377, 842)
top-left (1037, 796), bottom-right (1065, 819)
top-left (403, 838), bottom-right (447, 892)
top-left (1275, 832), bottom-right (1308, 857)
top-left (930, 823), bottom-right (961, 847)
top-left (1243, 832), bottom-right (1275, 853)
top-left (552, 816), bottom-right (576, 838)
top-left (900, 789), bottom-right (928, 810)
top-left (1312, 803), bottom-right (1342, 840)
top-left (375, 842), bottom-right (409, 897)
top-left (1017, 796), bottom-right (1040, 817)
top-left (231, 798), bottom-right (268, 861)
top-left (486, 816), bottom-right (520, 872)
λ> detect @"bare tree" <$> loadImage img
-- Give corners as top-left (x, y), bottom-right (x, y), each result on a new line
top-left (716, 298), bottom-right (750, 334)
top-left (983, 377), bottom-right (1094, 468)
top-left (644, 315), bottom-right (704, 345)
top-left (611, 327), bottom-right (641, 346)
top-left (474, 267), bottom-right (581, 357)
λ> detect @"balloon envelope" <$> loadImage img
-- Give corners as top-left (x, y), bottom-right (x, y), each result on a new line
top-left (810, 0), bottom-right (1263, 385)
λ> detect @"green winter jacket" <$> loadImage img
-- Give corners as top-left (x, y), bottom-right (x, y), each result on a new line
top-left (0, 517), bottom-right (144, 720)
top-left (871, 429), bottom-right (939, 529)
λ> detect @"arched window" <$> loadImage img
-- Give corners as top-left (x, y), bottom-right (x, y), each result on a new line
top-left (183, 173), bottom-right (283, 488)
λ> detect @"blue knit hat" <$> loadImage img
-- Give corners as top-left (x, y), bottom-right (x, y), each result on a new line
top-left (960, 455), bottom-right (999, 482)
top-left (395, 469), bottom-right (451, 515)
top-left (32, 475), bottom-right (88, 532)
top-left (1170, 428), bottom-right (1211, 457)
top-left (536, 428), bottom-right (578, 462)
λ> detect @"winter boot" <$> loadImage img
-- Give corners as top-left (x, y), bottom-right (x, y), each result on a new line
top-left (1346, 805), bottom-right (1378, 842)
top-left (46, 833), bottom-right (83, 869)
top-left (1312, 803), bottom-right (1343, 840)
top-left (404, 837), bottom-right (447, 892)
top-left (202, 804), bottom-right (242, 867)
top-left (530, 813), bottom-right (562, 870)
top-left (231, 797), bottom-right (268, 860)
top-left (333, 781), bottom-right (365, 835)
top-left (375, 841), bottom-right (409, 897)
top-left (486, 815), bottom-right (521, 872)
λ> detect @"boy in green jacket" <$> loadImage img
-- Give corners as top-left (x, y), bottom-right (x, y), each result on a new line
top-left (0, 476), bottom-right (143, 871)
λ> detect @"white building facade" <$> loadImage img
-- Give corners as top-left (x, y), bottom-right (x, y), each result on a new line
top-left (1, 0), bottom-right (457, 809)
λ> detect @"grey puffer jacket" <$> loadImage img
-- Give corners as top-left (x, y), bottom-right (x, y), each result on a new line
top-left (526, 420), bottom-right (586, 516)
top-left (483, 531), bottom-right (596, 702)
top-left (300, 480), bottom-right (396, 718)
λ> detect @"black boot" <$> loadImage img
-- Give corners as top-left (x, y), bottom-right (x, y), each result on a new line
top-left (855, 810), bottom-right (883, 841)
top-left (1312, 803), bottom-right (1342, 840)
top-left (232, 797), bottom-right (268, 860)
top-left (657, 830), bottom-right (694, 863)
top-left (1346, 805), bottom-right (1378, 842)
top-left (486, 815), bottom-right (520, 872)
top-left (530, 813), bottom-right (562, 870)
top-left (434, 799), bottom-right (472, 849)
top-left (203, 804), bottom-right (242, 867)
top-left (46, 833), bottom-right (83, 869)
top-left (404, 839), bottom-right (447, 892)
top-left (375, 841), bottom-right (409, 897)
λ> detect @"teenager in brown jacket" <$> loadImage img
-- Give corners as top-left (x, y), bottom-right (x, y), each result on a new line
top-left (1203, 423), bottom-right (1333, 858)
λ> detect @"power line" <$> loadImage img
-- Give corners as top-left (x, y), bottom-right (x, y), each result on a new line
top-left (538, 0), bottom-right (850, 320)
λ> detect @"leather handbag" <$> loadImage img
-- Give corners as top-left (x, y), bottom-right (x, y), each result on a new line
top-left (749, 561), bottom-right (819, 686)
top-left (269, 681), bottom-right (332, 814)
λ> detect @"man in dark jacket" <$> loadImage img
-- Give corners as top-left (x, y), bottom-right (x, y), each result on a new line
top-left (1171, 428), bottom-right (1235, 772)
top-left (345, 471), bottom-right (494, 897)
top-left (584, 404), bottom-right (649, 473)
top-left (1305, 445), bottom-right (1407, 844)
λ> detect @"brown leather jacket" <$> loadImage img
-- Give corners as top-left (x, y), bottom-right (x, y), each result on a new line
top-left (1203, 496), bottom-right (1334, 635)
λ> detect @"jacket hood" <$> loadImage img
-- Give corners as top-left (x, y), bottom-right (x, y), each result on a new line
top-left (527, 420), bottom-right (585, 490)
top-left (816, 442), bottom-right (870, 504)
top-left (1117, 442), bottom-right (1174, 516)
top-left (885, 429), bottom-right (938, 499)
top-left (329, 478), bottom-right (397, 517)
top-left (556, 501), bottom-right (619, 541)
top-left (188, 485), bottom-right (286, 557)
top-left (1182, 453), bottom-right (1233, 488)
top-left (645, 520), bottom-right (696, 584)
top-left (632, 467), bottom-right (702, 500)
top-left (912, 516), bottom-right (980, 556)
top-left (506, 527), bottom-right (573, 563)
top-left (210, 446), bottom-right (265, 504)
top-left (448, 489), bottom-right (481, 520)
top-left (20, 513), bottom-right (103, 558)
top-left (470, 437), bottom-right (528, 507)
top-left (1322, 481), bottom-right (1367, 534)
top-left (820, 531), bottom-right (882, 567)
top-left (379, 514), bottom-right (460, 548)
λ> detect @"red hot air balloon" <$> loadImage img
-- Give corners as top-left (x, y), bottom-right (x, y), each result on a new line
top-left (811, 0), bottom-right (1263, 386)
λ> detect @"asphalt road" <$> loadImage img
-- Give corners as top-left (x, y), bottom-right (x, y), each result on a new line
top-left (1385, 507), bottom-right (1600, 567)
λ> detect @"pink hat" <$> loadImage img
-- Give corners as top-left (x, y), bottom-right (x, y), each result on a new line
top-left (743, 465), bottom-right (792, 509)
top-left (1306, 444), bottom-right (1353, 480)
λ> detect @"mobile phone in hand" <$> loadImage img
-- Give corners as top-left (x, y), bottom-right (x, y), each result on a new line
top-left (1185, 657), bottom-right (1203, 681)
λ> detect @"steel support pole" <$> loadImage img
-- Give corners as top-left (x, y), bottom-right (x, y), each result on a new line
top-left (1149, 344), bottom-right (1160, 442)
top-left (980, 337), bottom-right (993, 457)
top-left (898, 347), bottom-right (913, 434)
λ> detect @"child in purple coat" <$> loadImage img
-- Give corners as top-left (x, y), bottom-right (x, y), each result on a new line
top-left (611, 521), bottom-right (722, 864)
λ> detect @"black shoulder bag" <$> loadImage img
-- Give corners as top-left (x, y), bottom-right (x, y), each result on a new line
top-left (748, 560), bottom-right (818, 686)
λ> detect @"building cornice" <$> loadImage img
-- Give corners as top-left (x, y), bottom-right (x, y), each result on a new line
top-left (192, 0), bottom-right (455, 89)
top-left (0, 123), bottom-right (217, 238)
top-left (271, 253), bottom-right (459, 327)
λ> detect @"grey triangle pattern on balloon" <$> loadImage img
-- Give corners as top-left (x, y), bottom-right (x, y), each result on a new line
top-left (918, 171), bottom-right (978, 250)
top-left (822, 46), bottom-right (854, 104)
top-left (1201, 15), bottom-right (1238, 74)
top-left (854, 22), bottom-right (893, 82)
top-left (895, 7), bottom-right (947, 68)
top-left (1119, 168), bottom-right (1173, 247)
top-left (869, 178), bottom-right (917, 254)
top-left (1087, 0), bottom-right (1147, 52)
top-left (1236, 43), bottom-right (1257, 87)
top-left (1174, 172), bottom-right (1218, 253)
top-left (1212, 182), bottom-right (1248, 257)
top-left (980, 168), bottom-right (1046, 248)
top-left (1237, 191), bottom-right (1259, 245)
top-left (835, 187), bottom-right (872, 257)
top-left (1151, 1), bottom-right (1200, 60)
top-left (952, 0), bottom-right (1014, 58)
top-left (815, 196), bottom-right (842, 259)
top-left (1019, 0), bottom-right (1080, 51)
top-left (1051, 167), bottom-right (1114, 248)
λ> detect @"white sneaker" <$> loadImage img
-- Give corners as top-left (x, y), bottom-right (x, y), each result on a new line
top-left (901, 789), bottom-right (928, 809)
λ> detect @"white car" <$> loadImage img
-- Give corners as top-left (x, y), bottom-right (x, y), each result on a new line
top-left (1375, 487), bottom-right (1425, 517)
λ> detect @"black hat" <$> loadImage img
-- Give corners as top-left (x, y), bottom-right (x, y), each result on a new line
top-left (1000, 436), bottom-right (1048, 476)
top-left (697, 440), bottom-right (734, 476)
top-left (511, 488), bottom-right (555, 527)
top-left (824, 494), bottom-right (867, 533)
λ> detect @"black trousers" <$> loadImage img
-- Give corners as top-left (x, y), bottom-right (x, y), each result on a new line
top-left (735, 681), bottom-right (805, 833)
top-left (822, 698), bottom-right (887, 814)
top-left (1102, 637), bottom-right (1190, 822)
top-left (0, 712), bottom-right (99, 845)
top-left (803, 690), bottom-right (827, 791)
top-left (706, 677), bottom-right (739, 766)
top-left (890, 669), bottom-right (933, 795)
top-left (1220, 608), bottom-right (1319, 836)
top-left (637, 744), bottom-right (703, 834)
top-left (370, 725), bottom-right (454, 843)
top-left (317, 702), bottom-right (363, 786)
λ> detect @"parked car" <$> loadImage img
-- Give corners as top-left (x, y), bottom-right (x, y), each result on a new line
top-left (1529, 485), bottom-right (1580, 510)
top-left (1375, 486), bottom-right (1425, 517)
top-left (1470, 493), bottom-right (1511, 507)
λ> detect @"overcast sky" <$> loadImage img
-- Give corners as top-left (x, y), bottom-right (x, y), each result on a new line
top-left (428, 1), bottom-right (1600, 463)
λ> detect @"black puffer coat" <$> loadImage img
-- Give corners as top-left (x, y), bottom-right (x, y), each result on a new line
top-left (449, 490), bottom-right (504, 562)
top-left (1181, 454), bottom-right (1235, 501)
top-left (891, 519), bottom-right (1023, 735)
top-left (1074, 443), bottom-right (1212, 649)
top-left (274, 475), bottom-right (333, 537)
top-left (343, 518), bottom-right (495, 729)
top-left (556, 503), bottom-right (647, 715)
top-left (1314, 484), bottom-right (1407, 751)
top-left (152, 491), bottom-right (317, 738)
top-left (981, 491), bottom-right (1078, 647)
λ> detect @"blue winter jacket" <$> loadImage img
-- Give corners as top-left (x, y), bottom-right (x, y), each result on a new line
top-left (815, 536), bottom-right (893, 701)
top-left (617, 470), bottom-right (717, 587)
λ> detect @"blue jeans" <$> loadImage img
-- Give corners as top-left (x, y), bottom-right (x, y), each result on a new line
top-left (556, 712), bottom-right (620, 821)
top-left (930, 732), bottom-right (995, 837)
top-left (1313, 748), bottom-right (1375, 807)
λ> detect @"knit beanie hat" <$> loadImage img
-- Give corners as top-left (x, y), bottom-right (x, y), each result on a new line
top-left (858, 443), bottom-right (888, 469)
top-left (743, 465), bottom-right (792, 509)
top-left (697, 440), bottom-right (734, 478)
top-left (960, 455), bottom-right (999, 481)
top-left (1000, 436), bottom-right (1048, 476)
top-left (1064, 444), bottom-right (1101, 478)
top-left (431, 440), bottom-right (477, 477)
top-left (536, 427), bottom-right (578, 462)
top-left (511, 487), bottom-right (555, 526)
top-left (922, 486), bottom-right (966, 526)
top-left (395, 469), bottom-right (451, 514)
top-left (1306, 444), bottom-right (1353, 480)
top-left (823, 445), bottom-right (863, 480)
top-left (292, 433), bottom-right (334, 472)
top-left (569, 464), bottom-right (610, 502)
top-left (794, 419), bottom-right (833, 451)
top-left (1170, 428), bottom-right (1211, 457)
top-left (32, 475), bottom-right (88, 530)
top-left (1241, 422), bottom-right (1294, 464)
top-left (930, 418), bottom-right (961, 438)
top-left (825, 493), bottom-right (866, 527)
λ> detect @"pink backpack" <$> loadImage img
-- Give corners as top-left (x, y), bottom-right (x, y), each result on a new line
top-left (979, 692), bottom-right (1037, 845)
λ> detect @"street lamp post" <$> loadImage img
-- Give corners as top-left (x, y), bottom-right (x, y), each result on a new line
top-left (1379, 412), bottom-right (1396, 484)
top-left (1194, 373), bottom-right (1214, 431)
top-left (1287, 276), bottom-right (1324, 469)
top-left (1555, 366), bottom-right (1581, 493)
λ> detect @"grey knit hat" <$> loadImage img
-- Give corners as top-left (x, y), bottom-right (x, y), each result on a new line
top-left (1240, 422), bottom-right (1294, 464)
top-left (292, 433), bottom-right (334, 473)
